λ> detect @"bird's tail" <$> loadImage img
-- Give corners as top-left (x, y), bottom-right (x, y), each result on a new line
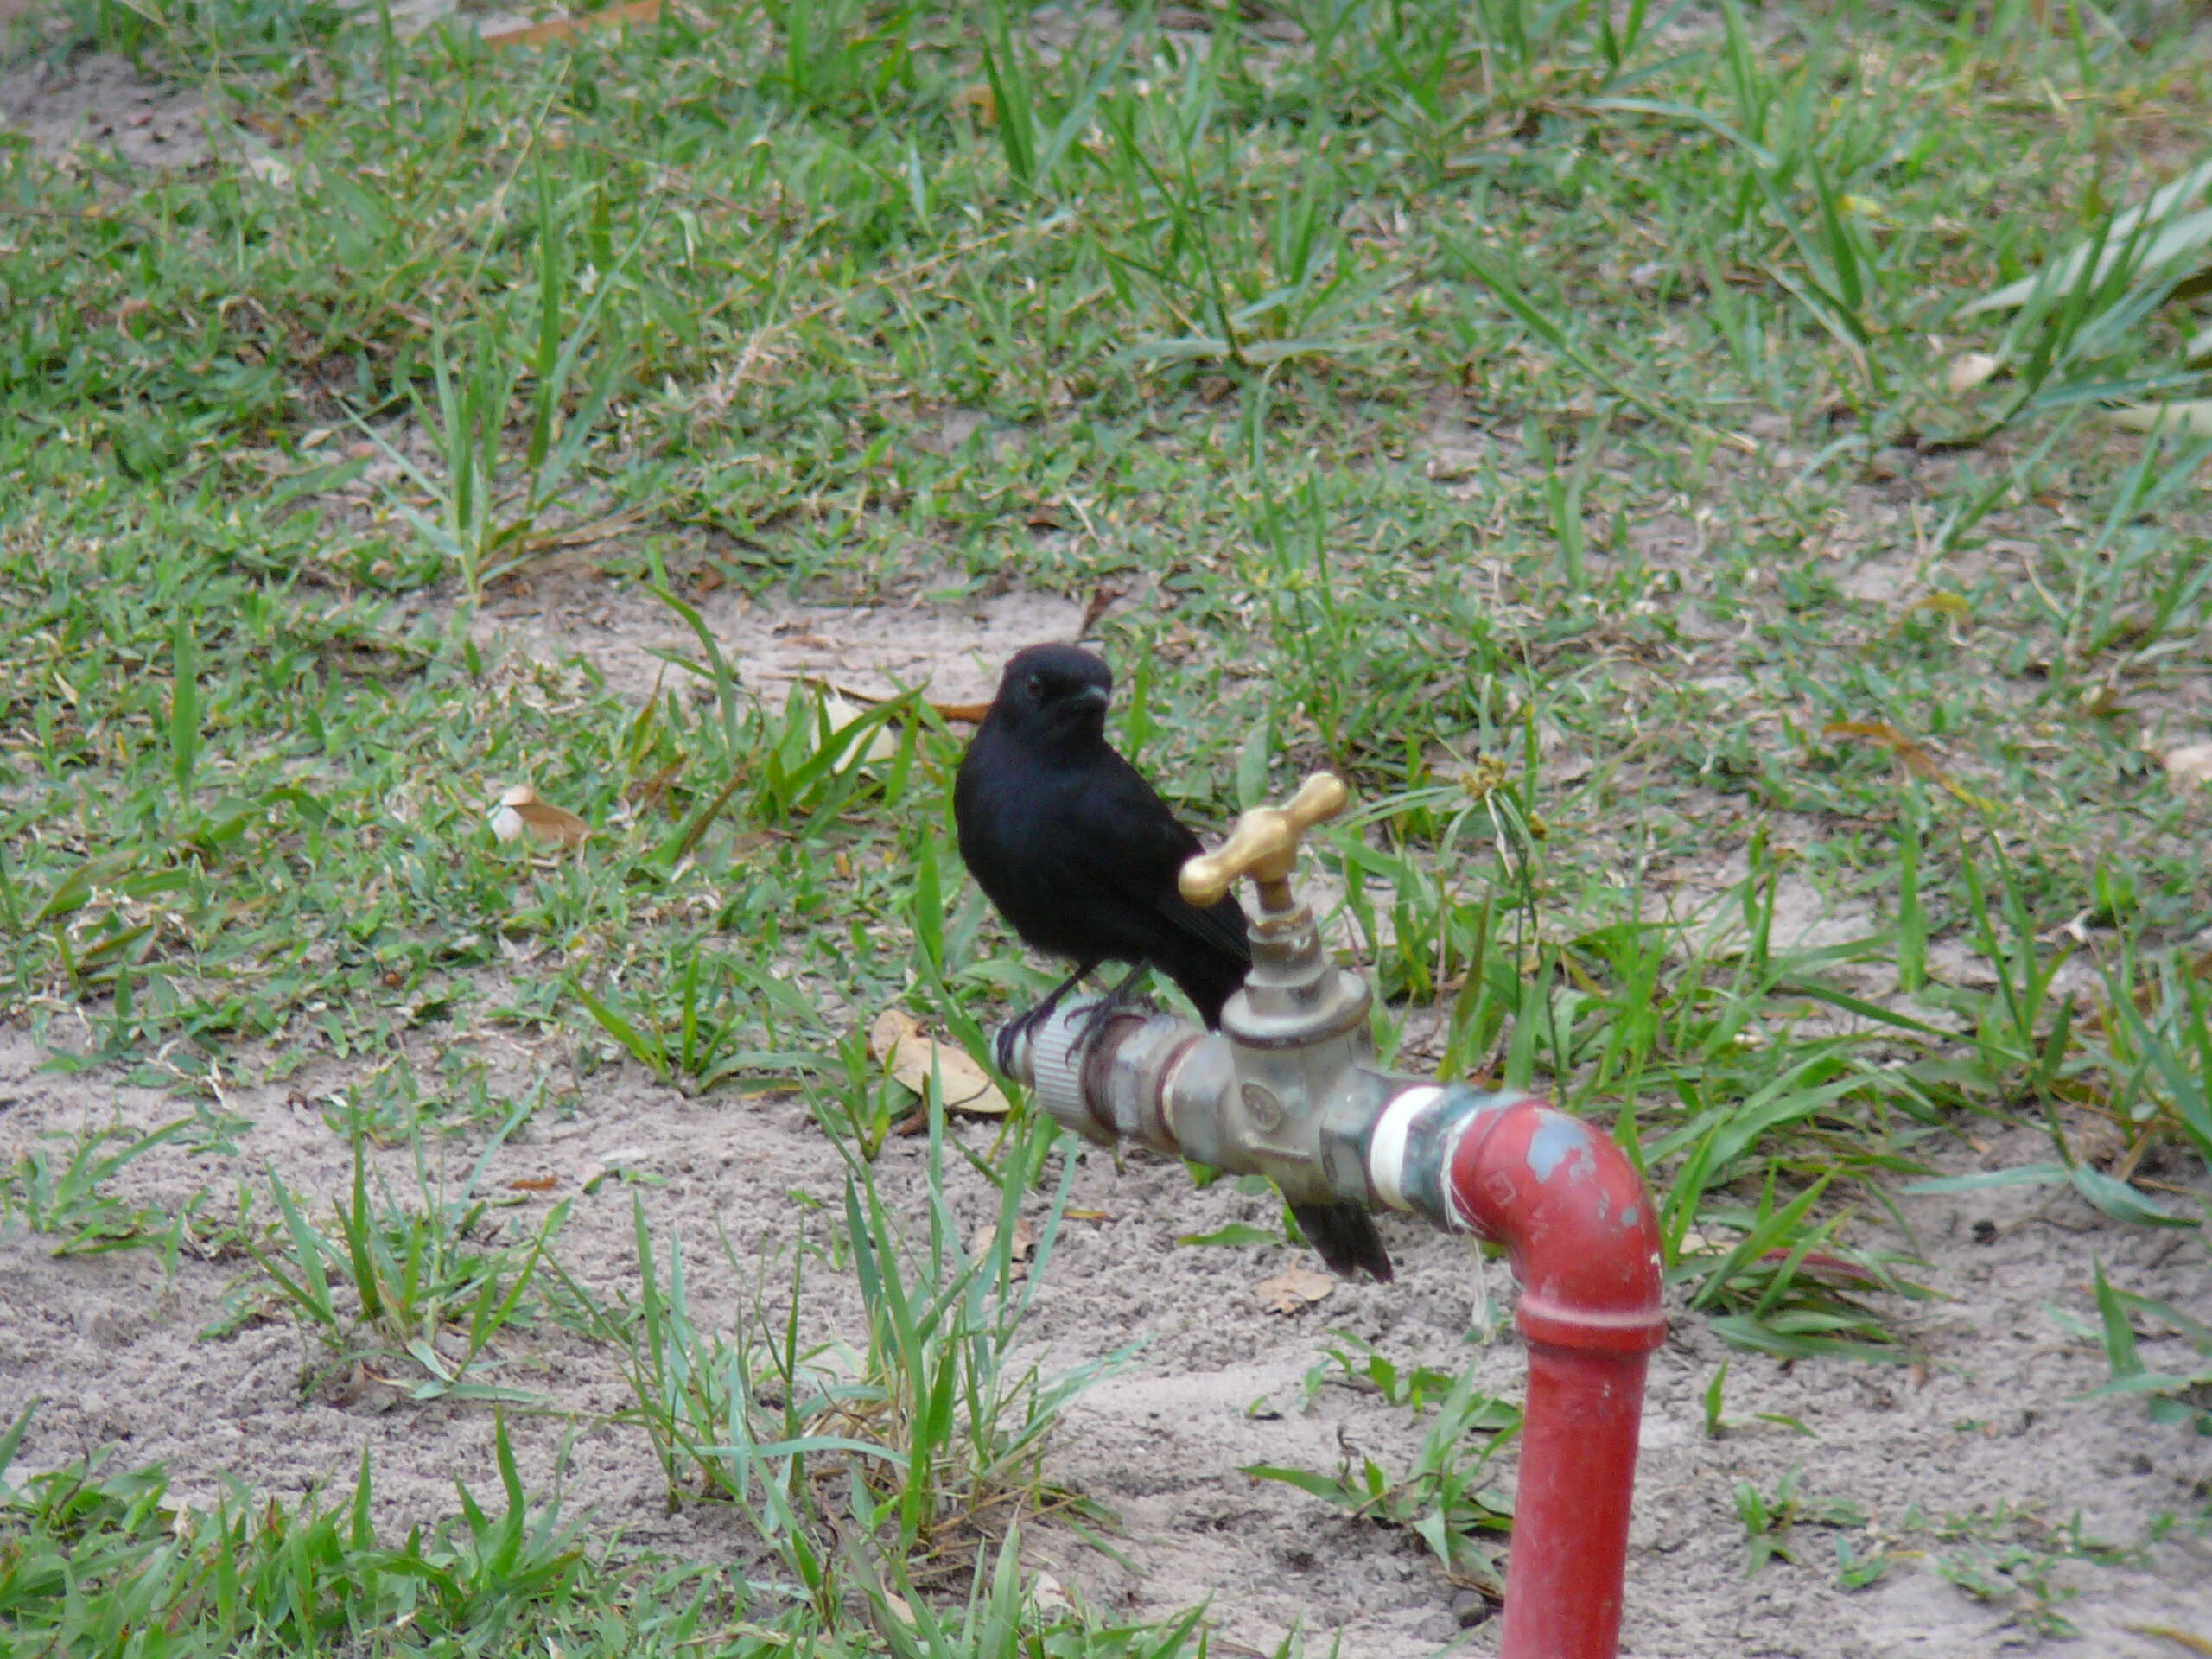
top-left (1290, 1201), bottom-right (1395, 1282)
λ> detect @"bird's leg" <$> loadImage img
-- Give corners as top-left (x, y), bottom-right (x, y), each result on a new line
top-left (1073, 963), bottom-right (1153, 1046)
top-left (996, 962), bottom-right (1098, 1075)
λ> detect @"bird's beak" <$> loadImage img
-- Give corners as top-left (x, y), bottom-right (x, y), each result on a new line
top-left (1073, 685), bottom-right (1110, 711)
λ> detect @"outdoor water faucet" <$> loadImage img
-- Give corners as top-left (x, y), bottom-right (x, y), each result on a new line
top-left (998, 772), bottom-right (1668, 1659)
top-left (1179, 773), bottom-right (1389, 1216)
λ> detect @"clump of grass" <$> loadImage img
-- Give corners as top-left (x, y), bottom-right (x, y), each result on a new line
top-left (0, 1403), bottom-right (767, 1654)
top-left (1249, 1339), bottom-right (1521, 1590)
top-left (569, 1107), bottom-right (1127, 1605)
top-left (3, 1117), bottom-right (196, 1257)
top-left (230, 1109), bottom-right (570, 1402)
top-left (2083, 1255), bottom-right (2212, 1435)
top-left (1832, 1496), bottom-right (2147, 1639)
top-left (1736, 1464), bottom-right (1867, 1576)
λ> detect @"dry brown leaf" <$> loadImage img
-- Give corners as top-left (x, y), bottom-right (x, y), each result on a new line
top-left (2126, 1626), bottom-right (2212, 1658)
top-left (1899, 591), bottom-right (1971, 627)
top-left (815, 677), bottom-right (988, 726)
top-left (868, 1008), bottom-right (1011, 1116)
top-left (1255, 1266), bottom-right (1334, 1314)
top-left (628, 760), bottom-right (684, 818)
top-left (798, 677), bottom-right (885, 709)
top-left (1077, 583), bottom-right (1123, 639)
top-left (970, 1219), bottom-right (1036, 1274)
top-left (1824, 718), bottom-right (1939, 777)
top-left (483, 0), bottom-right (660, 48)
top-left (951, 84), bottom-right (996, 124)
top-left (1885, 590), bottom-right (1973, 645)
top-left (490, 785), bottom-right (591, 848)
top-left (2161, 742), bottom-right (2212, 787)
top-left (506, 1174), bottom-right (560, 1192)
top-left (1946, 351), bottom-right (2001, 396)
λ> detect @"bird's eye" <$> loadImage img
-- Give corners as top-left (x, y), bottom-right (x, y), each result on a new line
top-left (1025, 674), bottom-right (1046, 700)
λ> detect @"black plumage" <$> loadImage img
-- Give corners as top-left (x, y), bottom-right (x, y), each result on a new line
top-left (954, 643), bottom-right (1393, 1283)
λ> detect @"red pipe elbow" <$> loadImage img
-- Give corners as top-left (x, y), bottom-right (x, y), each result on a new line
top-left (1444, 1097), bottom-right (1666, 1659)
top-left (1446, 1098), bottom-right (1666, 1354)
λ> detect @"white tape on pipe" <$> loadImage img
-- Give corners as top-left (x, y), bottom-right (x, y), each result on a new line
top-left (1367, 1084), bottom-right (1441, 1211)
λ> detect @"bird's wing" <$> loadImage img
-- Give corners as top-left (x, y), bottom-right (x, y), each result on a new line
top-left (1077, 760), bottom-right (1250, 966)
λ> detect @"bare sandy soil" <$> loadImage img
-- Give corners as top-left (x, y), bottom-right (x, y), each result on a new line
top-left (0, 0), bottom-right (535, 172)
top-left (4, 1007), bottom-right (2210, 1658)
top-left (0, 45), bottom-right (215, 169)
top-left (469, 563), bottom-right (1086, 708)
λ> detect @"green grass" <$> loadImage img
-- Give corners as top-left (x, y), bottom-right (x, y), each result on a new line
top-left (1250, 1340), bottom-right (1521, 1589)
top-left (2, 1116), bottom-right (200, 1256)
top-left (227, 1104), bottom-right (575, 1401)
top-left (556, 1109), bottom-right (1129, 1588)
top-left (4, 0), bottom-right (2212, 1645)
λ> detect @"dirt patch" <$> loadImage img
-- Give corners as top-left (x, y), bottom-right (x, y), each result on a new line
top-left (469, 565), bottom-right (1086, 708)
top-left (0, 0), bottom-right (536, 168)
top-left (0, 50), bottom-right (213, 168)
top-left (5, 1012), bottom-right (2209, 1658)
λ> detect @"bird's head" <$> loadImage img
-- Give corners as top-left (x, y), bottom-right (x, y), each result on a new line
top-left (988, 643), bottom-right (1112, 746)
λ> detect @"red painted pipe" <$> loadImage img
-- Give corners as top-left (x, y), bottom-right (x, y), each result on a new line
top-left (1434, 1094), bottom-right (1667, 1659)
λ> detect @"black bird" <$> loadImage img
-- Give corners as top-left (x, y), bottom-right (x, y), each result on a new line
top-left (954, 643), bottom-right (1393, 1283)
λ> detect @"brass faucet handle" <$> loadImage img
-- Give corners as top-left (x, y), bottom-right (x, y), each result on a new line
top-left (1179, 772), bottom-right (1351, 909)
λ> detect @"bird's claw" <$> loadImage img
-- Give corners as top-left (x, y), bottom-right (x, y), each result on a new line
top-left (1071, 987), bottom-right (1152, 1048)
top-left (995, 1004), bottom-right (1043, 1077)
top-left (995, 987), bottom-right (1154, 1081)
top-left (993, 1018), bottom-right (1025, 1078)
